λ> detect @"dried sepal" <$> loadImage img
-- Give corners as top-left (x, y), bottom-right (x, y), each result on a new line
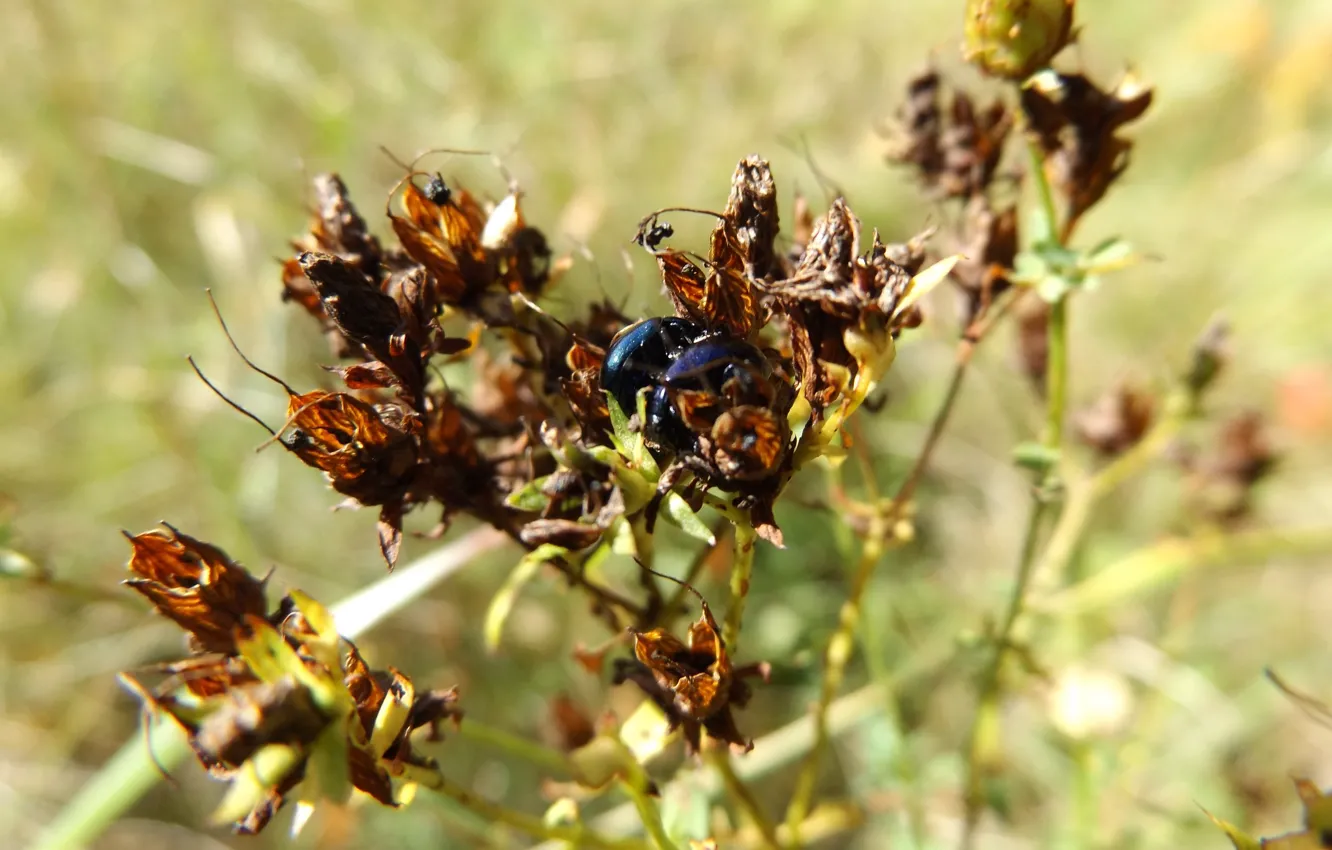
top-left (717, 155), bottom-right (782, 283)
top-left (1181, 410), bottom-right (1278, 525)
top-left (950, 196), bottom-right (1020, 324)
top-left (123, 525), bottom-right (268, 654)
top-left (281, 174), bottom-right (385, 357)
top-left (763, 198), bottom-right (932, 412)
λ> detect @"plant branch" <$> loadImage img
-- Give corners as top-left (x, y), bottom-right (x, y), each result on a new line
top-left (961, 136), bottom-right (1072, 850)
top-left (418, 770), bottom-right (652, 850)
top-left (783, 510), bottom-right (890, 846)
top-left (455, 717), bottom-right (572, 776)
top-left (614, 742), bottom-right (680, 850)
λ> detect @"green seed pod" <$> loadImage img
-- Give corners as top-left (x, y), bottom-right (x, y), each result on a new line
top-left (963, 0), bottom-right (1075, 81)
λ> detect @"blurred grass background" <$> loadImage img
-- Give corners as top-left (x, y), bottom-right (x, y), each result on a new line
top-left (3, 0), bottom-right (1332, 847)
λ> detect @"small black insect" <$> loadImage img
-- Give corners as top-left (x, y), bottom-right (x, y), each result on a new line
top-left (599, 317), bottom-right (771, 457)
top-left (423, 173), bottom-right (452, 206)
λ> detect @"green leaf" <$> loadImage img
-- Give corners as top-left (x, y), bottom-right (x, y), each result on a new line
top-left (1080, 236), bottom-right (1139, 275)
top-left (288, 590), bottom-right (340, 670)
top-left (1036, 273), bottom-right (1074, 302)
top-left (210, 743), bottom-right (304, 827)
top-left (659, 492), bottom-right (715, 544)
top-left (505, 478), bottom-right (551, 512)
top-left (303, 717), bottom-right (352, 805)
top-left (483, 544), bottom-right (566, 652)
top-left (369, 673), bottom-right (414, 758)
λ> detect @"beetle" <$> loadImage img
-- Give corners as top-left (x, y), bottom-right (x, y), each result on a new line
top-left (599, 317), bottom-right (774, 458)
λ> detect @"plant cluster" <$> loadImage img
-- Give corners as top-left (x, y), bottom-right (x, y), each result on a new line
top-left (81, 1), bottom-right (1308, 847)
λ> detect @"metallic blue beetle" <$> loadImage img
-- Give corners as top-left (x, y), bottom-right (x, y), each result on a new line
top-left (599, 317), bottom-right (771, 456)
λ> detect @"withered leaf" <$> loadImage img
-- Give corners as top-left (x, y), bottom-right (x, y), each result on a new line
top-left (324, 361), bottom-right (400, 391)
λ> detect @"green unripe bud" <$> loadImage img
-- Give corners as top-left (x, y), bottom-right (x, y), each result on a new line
top-left (964, 0), bottom-right (1075, 80)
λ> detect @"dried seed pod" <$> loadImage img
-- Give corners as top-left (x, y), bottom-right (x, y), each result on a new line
top-left (120, 545), bottom-right (463, 836)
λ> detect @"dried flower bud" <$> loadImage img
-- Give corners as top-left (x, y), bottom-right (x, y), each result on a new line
top-left (1184, 318), bottom-right (1230, 403)
top-left (886, 72), bottom-right (1012, 201)
top-left (122, 565), bottom-right (462, 836)
top-left (1022, 70), bottom-right (1153, 231)
top-left (612, 594), bottom-right (767, 755)
top-left (1074, 381), bottom-right (1155, 457)
top-left (964, 0), bottom-right (1075, 81)
top-left (123, 524), bottom-right (268, 654)
top-left (1184, 410), bottom-right (1278, 524)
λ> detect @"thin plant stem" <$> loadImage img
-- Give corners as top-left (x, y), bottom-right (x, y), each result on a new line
top-left (780, 252), bottom-right (1017, 847)
top-left (614, 742), bottom-right (680, 850)
top-left (1044, 298), bottom-right (1069, 447)
top-left (663, 518), bottom-right (731, 618)
top-left (961, 136), bottom-right (1072, 850)
top-left (455, 717), bottom-right (571, 776)
top-left (709, 747), bottom-right (782, 849)
top-left (1027, 406), bottom-right (1185, 598)
top-left (417, 770), bottom-right (652, 850)
top-left (783, 512), bottom-right (890, 846)
top-left (960, 497), bottom-right (1048, 850)
top-left (723, 519), bottom-right (758, 651)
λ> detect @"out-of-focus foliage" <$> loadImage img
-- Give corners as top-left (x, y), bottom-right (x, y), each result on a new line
top-left (3, 0), bottom-right (1332, 847)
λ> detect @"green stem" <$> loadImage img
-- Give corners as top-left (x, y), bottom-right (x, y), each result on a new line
top-left (1027, 406), bottom-right (1185, 598)
top-left (961, 135), bottom-right (1072, 845)
top-left (783, 511), bottom-right (889, 847)
top-left (709, 747), bottom-right (781, 849)
top-left (960, 496), bottom-right (1048, 849)
top-left (1027, 138), bottom-right (1059, 245)
top-left (455, 717), bottom-right (571, 776)
top-left (1044, 298), bottom-right (1068, 447)
top-left (417, 770), bottom-right (651, 850)
top-left (614, 742), bottom-right (679, 850)
top-left (723, 519), bottom-right (758, 651)
top-left (534, 641), bottom-right (958, 849)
